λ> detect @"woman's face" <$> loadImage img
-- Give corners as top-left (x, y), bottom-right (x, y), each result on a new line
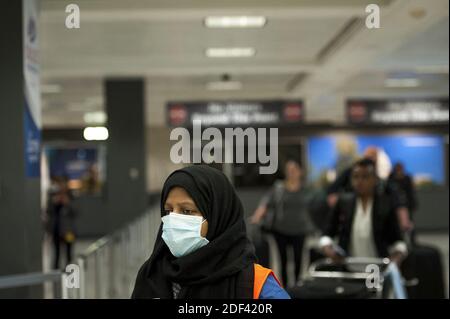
top-left (163, 187), bottom-right (209, 237)
top-left (285, 161), bottom-right (302, 181)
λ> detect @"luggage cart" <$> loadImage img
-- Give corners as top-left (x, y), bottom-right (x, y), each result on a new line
top-left (288, 257), bottom-right (405, 299)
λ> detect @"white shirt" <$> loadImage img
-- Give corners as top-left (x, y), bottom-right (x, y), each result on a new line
top-left (349, 198), bottom-right (378, 258)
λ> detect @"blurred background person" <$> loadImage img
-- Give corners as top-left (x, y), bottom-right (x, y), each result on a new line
top-left (82, 164), bottom-right (101, 195)
top-left (319, 159), bottom-right (407, 264)
top-left (388, 163), bottom-right (417, 237)
top-left (44, 176), bottom-right (77, 269)
top-left (335, 136), bottom-right (359, 174)
top-left (251, 160), bottom-right (315, 287)
top-left (326, 146), bottom-right (379, 208)
top-left (326, 146), bottom-right (411, 232)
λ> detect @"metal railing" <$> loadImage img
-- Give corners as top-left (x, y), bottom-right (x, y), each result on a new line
top-left (75, 205), bottom-right (161, 298)
top-left (0, 270), bottom-right (66, 298)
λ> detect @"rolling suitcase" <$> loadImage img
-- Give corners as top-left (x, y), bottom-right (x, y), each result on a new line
top-left (401, 244), bottom-right (446, 299)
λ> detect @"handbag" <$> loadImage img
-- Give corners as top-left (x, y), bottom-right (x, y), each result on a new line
top-left (261, 180), bottom-right (284, 232)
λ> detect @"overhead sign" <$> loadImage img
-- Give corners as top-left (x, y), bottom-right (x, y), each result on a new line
top-left (347, 99), bottom-right (449, 125)
top-left (166, 100), bottom-right (304, 127)
top-left (23, 0), bottom-right (41, 177)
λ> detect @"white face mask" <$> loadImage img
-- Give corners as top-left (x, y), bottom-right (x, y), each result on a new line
top-left (161, 213), bottom-right (209, 258)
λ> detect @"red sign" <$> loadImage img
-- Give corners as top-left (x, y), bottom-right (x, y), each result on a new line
top-left (348, 102), bottom-right (367, 122)
top-left (283, 103), bottom-right (303, 122)
top-left (168, 104), bottom-right (188, 126)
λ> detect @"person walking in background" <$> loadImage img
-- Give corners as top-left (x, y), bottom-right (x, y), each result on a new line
top-left (82, 164), bottom-right (101, 195)
top-left (326, 146), bottom-right (379, 208)
top-left (326, 147), bottom-right (411, 235)
top-left (319, 159), bottom-right (407, 264)
top-left (388, 162), bottom-right (417, 237)
top-left (45, 176), bottom-right (77, 269)
top-left (251, 160), bottom-right (315, 287)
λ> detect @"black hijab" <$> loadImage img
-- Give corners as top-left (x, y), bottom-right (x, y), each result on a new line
top-left (131, 165), bottom-right (256, 299)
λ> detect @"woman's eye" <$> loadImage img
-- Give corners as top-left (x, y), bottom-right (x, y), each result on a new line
top-left (182, 210), bottom-right (193, 215)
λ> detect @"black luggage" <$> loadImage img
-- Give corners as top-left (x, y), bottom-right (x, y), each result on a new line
top-left (401, 244), bottom-right (446, 299)
top-left (309, 247), bottom-right (326, 266)
top-left (288, 278), bottom-right (373, 299)
top-left (288, 258), bottom-right (389, 299)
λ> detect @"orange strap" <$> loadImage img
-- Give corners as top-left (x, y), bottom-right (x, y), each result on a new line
top-left (253, 264), bottom-right (282, 299)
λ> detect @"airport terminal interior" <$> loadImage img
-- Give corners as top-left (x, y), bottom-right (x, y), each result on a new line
top-left (0, 0), bottom-right (449, 299)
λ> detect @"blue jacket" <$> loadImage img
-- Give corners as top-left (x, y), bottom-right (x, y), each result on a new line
top-left (260, 274), bottom-right (291, 299)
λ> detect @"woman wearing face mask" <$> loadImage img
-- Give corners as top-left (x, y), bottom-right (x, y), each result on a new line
top-left (132, 165), bottom-right (290, 299)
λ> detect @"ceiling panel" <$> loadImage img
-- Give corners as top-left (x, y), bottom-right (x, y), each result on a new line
top-left (40, 18), bottom-right (351, 75)
top-left (39, 0), bottom-right (448, 127)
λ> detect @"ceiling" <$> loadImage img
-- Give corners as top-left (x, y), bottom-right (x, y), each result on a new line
top-left (39, 0), bottom-right (449, 127)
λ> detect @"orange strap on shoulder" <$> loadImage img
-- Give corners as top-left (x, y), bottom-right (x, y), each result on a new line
top-left (253, 264), bottom-right (282, 299)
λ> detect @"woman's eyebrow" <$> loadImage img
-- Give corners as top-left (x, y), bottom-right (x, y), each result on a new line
top-left (177, 201), bottom-right (197, 207)
top-left (164, 200), bottom-right (197, 207)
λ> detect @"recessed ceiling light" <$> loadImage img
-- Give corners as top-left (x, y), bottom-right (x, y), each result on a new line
top-left (385, 78), bottom-right (420, 88)
top-left (206, 47), bottom-right (256, 58)
top-left (207, 81), bottom-right (243, 91)
top-left (83, 127), bottom-right (109, 141)
top-left (205, 16), bottom-right (266, 28)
